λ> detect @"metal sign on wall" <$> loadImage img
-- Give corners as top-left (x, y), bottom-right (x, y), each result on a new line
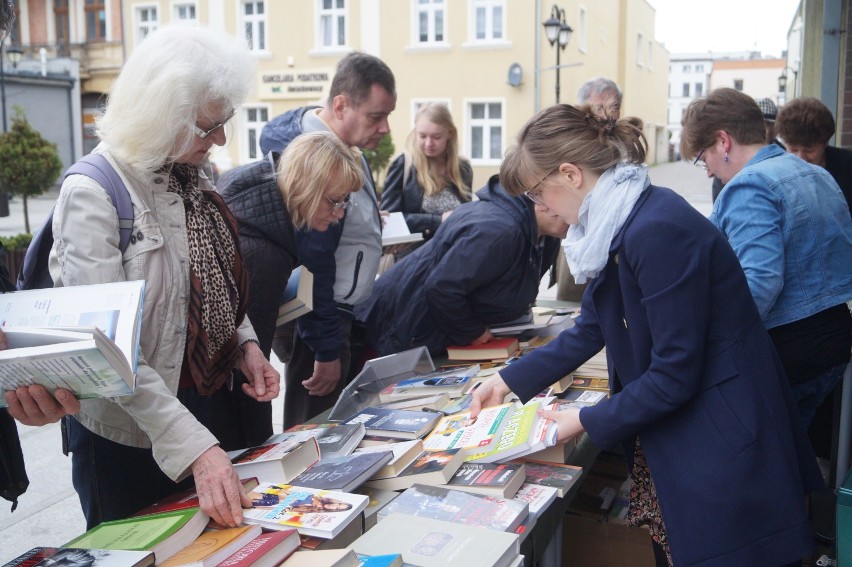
top-left (260, 68), bottom-right (334, 100)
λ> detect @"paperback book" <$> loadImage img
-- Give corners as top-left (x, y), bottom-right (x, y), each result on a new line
top-left (377, 364), bottom-right (480, 403)
top-left (374, 392), bottom-right (450, 412)
top-left (355, 486), bottom-right (401, 531)
top-left (282, 549), bottom-right (360, 567)
top-left (421, 402), bottom-right (515, 453)
top-left (131, 478), bottom-right (259, 518)
top-left (158, 525), bottom-right (261, 567)
top-left (289, 450), bottom-right (393, 492)
top-left (0, 280), bottom-right (145, 407)
top-left (465, 402), bottom-right (557, 463)
top-left (381, 212), bottom-right (423, 246)
top-left (242, 483), bottom-right (368, 539)
top-left (342, 407), bottom-right (441, 440)
top-left (445, 337), bottom-right (519, 361)
top-left (276, 267), bottom-right (313, 326)
top-left (3, 548), bottom-right (154, 567)
top-left (513, 459), bottom-right (583, 498)
top-left (314, 423), bottom-right (366, 459)
top-left (376, 484), bottom-right (529, 533)
top-left (363, 448), bottom-right (465, 492)
top-left (512, 483), bottom-right (559, 520)
top-left (444, 462), bottom-right (526, 498)
top-left (227, 438), bottom-right (320, 484)
top-left (549, 389), bottom-right (607, 409)
top-left (352, 439), bottom-right (423, 479)
top-left (216, 529), bottom-right (301, 567)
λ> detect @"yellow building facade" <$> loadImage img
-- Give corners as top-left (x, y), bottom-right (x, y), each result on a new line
top-left (121, 0), bottom-right (669, 188)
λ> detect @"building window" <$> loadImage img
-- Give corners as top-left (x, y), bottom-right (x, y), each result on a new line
top-left (636, 32), bottom-right (644, 66)
top-left (682, 64), bottom-right (691, 73)
top-left (578, 6), bottom-right (587, 51)
top-left (54, 0), bottom-right (70, 53)
top-left (174, 3), bottom-right (197, 23)
top-left (416, 0), bottom-right (445, 45)
top-left (85, 0), bottom-right (106, 42)
top-left (695, 63), bottom-right (704, 72)
top-left (468, 101), bottom-right (503, 163)
top-left (242, 1), bottom-right (266, 51)
top-left (733, 79), bottom-right (743, 91)
top-left (136, 6), bottom-right (158, 42)
top-left (682, 83), bottom-right (690, 97)
top-left (695, 82), bottom-right (703, 96)
top-left (318, 0), bottom-right (346, 48)
top-left (472, 0), bottom-right (503, 41)
top-left (244, 106), bottom-right (269, 161)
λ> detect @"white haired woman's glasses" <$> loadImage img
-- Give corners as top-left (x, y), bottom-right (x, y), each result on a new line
top-left (194, 108), bottom-right (236, 139)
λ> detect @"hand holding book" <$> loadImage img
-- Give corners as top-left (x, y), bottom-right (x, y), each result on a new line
top-left (537, 407), bottom-right (585, 444)
top-left (3, 382), bottom-right (80, 426)
top-left (468, 373), bottom-right (513, 419)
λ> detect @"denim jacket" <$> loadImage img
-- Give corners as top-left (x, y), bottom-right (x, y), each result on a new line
top-left (710, 144), bottom-right (852, 329)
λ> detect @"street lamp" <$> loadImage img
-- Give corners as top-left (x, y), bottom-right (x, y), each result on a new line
top-left (777, 66), bottom-right (798, 103)
top-left (542, 4), bottom-right (572, 103)
top-left (0, 42), bottom-right (19, 132)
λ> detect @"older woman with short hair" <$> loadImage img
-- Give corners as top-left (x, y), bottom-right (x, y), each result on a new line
top-left (45, 25), bottom-right (280, 529)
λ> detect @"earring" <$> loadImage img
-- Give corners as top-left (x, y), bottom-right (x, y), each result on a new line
top-left (723, 152), bottom-right (729, 163)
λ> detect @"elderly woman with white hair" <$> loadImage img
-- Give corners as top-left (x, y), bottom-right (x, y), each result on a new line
top-left (38, 25), bottom-right (280, 529)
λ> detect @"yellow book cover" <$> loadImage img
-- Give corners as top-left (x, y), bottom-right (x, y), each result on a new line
top-left (157, 525), bottom-right (261, 567)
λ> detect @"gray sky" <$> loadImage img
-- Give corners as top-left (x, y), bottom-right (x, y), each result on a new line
top-left (647, 0), bottom-right (800, 57)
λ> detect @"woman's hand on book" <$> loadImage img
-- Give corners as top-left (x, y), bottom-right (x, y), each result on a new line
top-left (4, 385), bottom-right (80, 426)
top-left (469, 374), bottom-right (512, 418)
top-left (537, 407), bottom-right (585, 444)
top-left (191, 446), bottom-right (252, 527)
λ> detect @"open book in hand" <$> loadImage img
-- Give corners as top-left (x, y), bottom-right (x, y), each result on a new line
top-left (0, 280), bottom-right (145, 407)
top-left (382, 212), bottom-right (423, 246)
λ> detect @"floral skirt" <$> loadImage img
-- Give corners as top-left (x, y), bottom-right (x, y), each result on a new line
top-left (626, 439), bottom-right (673, 566)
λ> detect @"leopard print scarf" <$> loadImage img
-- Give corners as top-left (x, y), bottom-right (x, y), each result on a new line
top-left (163, 162), bottom-right (248, 395)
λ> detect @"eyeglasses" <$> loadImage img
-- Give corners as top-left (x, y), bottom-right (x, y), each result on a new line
top-left (194, 109), bottom-right (236, 140)
top-left (693, 148), bottom-right (708, 171)
top-left (523, 166), bottom-right (559, 206)
top-left (326, 194), bottom-right (352, 211)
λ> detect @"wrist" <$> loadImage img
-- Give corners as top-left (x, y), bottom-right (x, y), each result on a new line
top-left (239, 338), bottom-right (260, 354)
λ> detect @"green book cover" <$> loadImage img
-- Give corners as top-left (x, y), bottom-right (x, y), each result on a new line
top-left (63, 507), bottom-right (203, 551)
top-left (466, 403), bottom-right (537, 462)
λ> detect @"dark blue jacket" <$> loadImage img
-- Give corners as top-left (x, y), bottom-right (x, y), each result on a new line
top-left (500, 185), bottom-right (822, 566)
top-left (259, 108), bottom-right (346, 361)
top-left (355, 175), bottom-right (560, 356)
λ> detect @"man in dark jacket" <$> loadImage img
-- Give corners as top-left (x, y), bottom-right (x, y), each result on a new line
top-left (355, 176), bottom-right (567, 357)
top-left (258, 52), bottom-right (395, 428)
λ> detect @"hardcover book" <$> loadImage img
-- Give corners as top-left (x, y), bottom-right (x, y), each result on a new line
top-left (289, 451), bottom-right (393, 492)
top-left (314, 423), bottom-right (366, 459)
top-left (444, 462), bottom-right (526, 498)
top-left (131, 478), bottom-right (259, 518)
top-left (352, 439), bottom-right (423, 479)
top-left (242, 483), bottom-right (368, 540)
top-left (227, 438), bottom-right (320, 484)
top-left (349, 513), bottom-right (520, 567)
top-left (376, 484), bottom-right (529, 533)
top-left (421, 403), bottom-right (515, 453)
top-left (445, 337), bottom-right (519, 361)
top-left (277, 267), bottom-right (313, 326)
top-left (3, 548), bottom-right (155, 567)
top-left (63, 507), bottom-right (209, 564)
top-left (342, 407), bottom-right (441, 440)
top-left (158, 525), bottom-right (261, 567)
top-left (281, 549), bottom-right (360, 567)
top-left (216, 529), bottom-right (301, 567)
top-left (363, 449), bottom-right (465, 492)
top-left (465, 402), bottom-right (557, 463)
top-left (512, 459), bottom-right (583, 498)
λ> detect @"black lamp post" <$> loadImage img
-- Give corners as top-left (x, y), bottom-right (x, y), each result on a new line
top-left (542, 4), bottom-right (572, 103)
top-left (0, 42), bottom-right (20, 132)
top-left (777, 66), bottom-right (798, 103)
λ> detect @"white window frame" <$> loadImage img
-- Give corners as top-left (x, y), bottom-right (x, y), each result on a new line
top-left (467, 0), bottom-right (504, 43)
top-left (172, 2), bottom-right (197, 24)
top-left (577, 6), bottom-right (587, 53)
top-left (410, 97), bottom-right (452, 129)
top-left (412, 0), bottom-right (448, 48)
top-left (241, 0), bottom-right (267, 52)
top-left (240, 104), bottom-right (271, 164)
top-left (682, 63), bottom-right (691, 73)
top-left (316, 0), bottom-right (348, 51)
top-left (464, 98), bottom-right (505, 166)
top-left (636, 31), bottom-right (644, 66)
top-left (695, 63), bottom-right (704, 73)
top-left (135, 4), bottom-right (158, 45)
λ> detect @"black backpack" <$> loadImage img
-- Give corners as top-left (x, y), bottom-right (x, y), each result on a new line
top-left (17, 154), bottom-right (134, 290)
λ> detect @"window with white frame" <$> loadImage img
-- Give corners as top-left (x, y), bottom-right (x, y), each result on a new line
top-left (318, 0), bottom-right (346, 49)
top-left (682, 63), bottom-right (691, 73)
top-left (471, 0), bottom-right (503, 41)
top-left (244, 106), bottom-right (269, 161)
top-left (636, 32), bottom-right (644, 66)
top-left (174, 3), bottom-right (197, 23)
top-left (695, 63), bottom-right (704, 72)
top-left (468, 101), bottom-right (503, 163)
top-left (242, 1), bottom-right (266, 51)
top-left (682, 83), bottom-right (689, 97)
top-left (578, 6), bottom-right (587, 51)
top-left (416, 0), bottom-right (445, 45)
top-left (695, 82), bottom-right (703, 96)
top-left (136, 6), bottom-right (158, 42)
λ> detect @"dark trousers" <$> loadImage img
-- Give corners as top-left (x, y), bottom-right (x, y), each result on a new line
top-left (209, 381), bottom-right (273, 451)
top-left (68, 387), bottom-right (210, 529)
top-left (281, 315), bottom-right (353, 429)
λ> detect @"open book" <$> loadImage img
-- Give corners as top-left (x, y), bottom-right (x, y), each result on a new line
top-left (277, 267), bottom-right (313, 326)
top-left (0, 280), bottom-right (145, 407)
top-left (382, 212), bottom-right (423, 246)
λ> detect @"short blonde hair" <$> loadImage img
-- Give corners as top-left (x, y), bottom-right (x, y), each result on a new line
top-left (277, 132), bottom-right (364, 229)
top-left (96, 25), bottom-right (255, 172)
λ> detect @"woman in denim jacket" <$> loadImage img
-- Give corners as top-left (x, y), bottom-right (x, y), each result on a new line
top-left (681, 87), bottom-right (852, 429)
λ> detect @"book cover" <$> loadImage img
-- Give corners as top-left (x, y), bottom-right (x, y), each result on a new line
top-left (354, 553), bottom-right (403, 567)
top-left (465, 403), bottom-right (548, 463)
top-left (227, 438), bottom-right (320, 484)
top-left (421, 403), bottom-right (515, 452)
top-left (242, 483), bottom-right (368, 539)
top-left (158, 525), bottom-right (261, 567)
top-left (444, 462), bottom-right (526, 498)
top-left (549, 389), bottom-right (607, 409)
top-left (342, 407), bottom-right (440, 440)
top-left (131, 478), bottom-right (259, 518)
top-left (445, 337), bottom-right (519, 361)
top-left (215, 529), bottom-right (300, 567)
top-left (350, 513), bottom-right (520, 567)
top-left (264, 423), bottom-right (335, 446)
top-left (3, 548), bottom-right (155, 567)
top-left (512, 459), bottom-right (583, 498)
top-left (363, 449), bottom-right (465, 492)
top-left (276, 267), bottom-right (313, 326)
top-left (289, 451), bottom-right (393, 492)
top-left (0, 280), bottom-right (146, 407)
top-left (374, 393), bottom-right (450, 412)
top-left (381, 212), bottom-right (423, 246)
top-left (282, 549), bottom-right (360, 567)
top-left (297, 514), bottom-right (363, 551)
top-left (512, 483), bottom-right (558, 520)
top-left (352, 439), bottom-right (422, 479)
top-left (63, 507), bottom-right (209, 564)
top-left (315, 423), bottom-right (366, 459)
top-left (378, 365), bottom-right (480, 402)
top-left (377, 484), bottom-right (529, 533)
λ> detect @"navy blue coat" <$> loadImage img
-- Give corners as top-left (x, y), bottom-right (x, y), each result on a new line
top-left (500, 185), bottom-right (823, 566)
top-left (356, 176), bottom-right (560, 356)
